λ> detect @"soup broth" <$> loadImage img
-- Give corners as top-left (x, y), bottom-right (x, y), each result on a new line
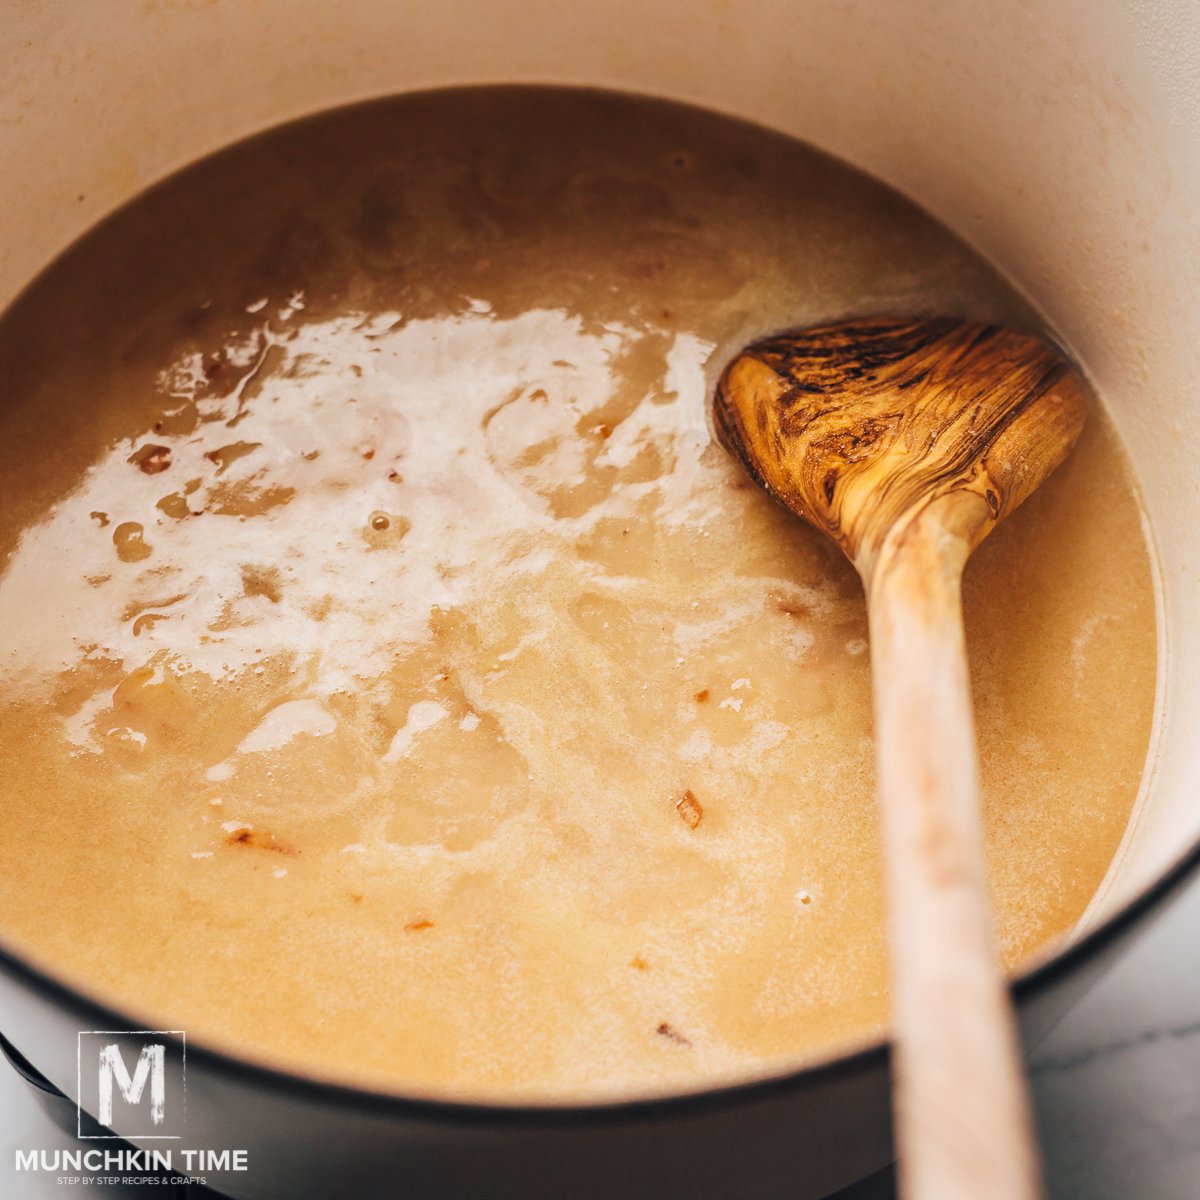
top-left (0, 89), bottom-right (1157, 1101)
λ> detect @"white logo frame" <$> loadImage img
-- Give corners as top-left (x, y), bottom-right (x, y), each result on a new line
top-left (76, 1030), bottom-right (186, 1140)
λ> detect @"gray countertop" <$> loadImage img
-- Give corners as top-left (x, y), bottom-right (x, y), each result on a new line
top-left (1029, 875), bottom-right (1200, 1199)
top-left (3, 880), bottom-right (1198, 1199)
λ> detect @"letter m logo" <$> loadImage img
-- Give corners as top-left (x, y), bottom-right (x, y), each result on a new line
top-left (77, 1031), bottom-right (186, 1139)
top-left (98, 1042), bottom-right (165, 1127)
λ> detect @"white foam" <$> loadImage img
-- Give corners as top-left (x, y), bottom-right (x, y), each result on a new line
top-left (382, 700), bottom-right (449, 763)
top-left (236, 699), bottom-right (337, 754)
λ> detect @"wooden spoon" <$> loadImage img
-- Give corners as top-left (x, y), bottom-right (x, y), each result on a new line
top-left (712, 316), bottom-right (1087, 1200)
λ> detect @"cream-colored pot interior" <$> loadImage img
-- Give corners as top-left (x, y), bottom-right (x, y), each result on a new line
top-left (3, 0), bottom-right (1198, 935)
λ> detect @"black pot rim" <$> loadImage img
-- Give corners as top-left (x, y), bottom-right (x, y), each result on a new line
top-left (2, 827), bottom-right (1198, 1128)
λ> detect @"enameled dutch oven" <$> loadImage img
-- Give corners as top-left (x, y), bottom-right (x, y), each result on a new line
top-left (2, 2), bottom-right (1198, 1196)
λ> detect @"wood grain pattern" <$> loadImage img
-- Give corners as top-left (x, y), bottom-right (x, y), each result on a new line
top-left (713, 316), bottom-right (1089, 1200)
top-left (713, 317), bottom-right (1086, 574)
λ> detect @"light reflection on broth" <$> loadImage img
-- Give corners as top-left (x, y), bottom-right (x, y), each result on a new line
top-left (0, 88), bottom-right (1157, 1101)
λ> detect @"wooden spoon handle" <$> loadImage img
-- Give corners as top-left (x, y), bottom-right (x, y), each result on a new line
top-left (865, 513), bottom-right (1042, 1200)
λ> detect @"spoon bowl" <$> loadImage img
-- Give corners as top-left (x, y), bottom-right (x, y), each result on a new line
top-left (713, 317), bottom-right (1087, 575)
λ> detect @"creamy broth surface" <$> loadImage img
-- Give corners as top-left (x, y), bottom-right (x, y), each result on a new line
top-left (0, 89), bottom-right (1157, 1101)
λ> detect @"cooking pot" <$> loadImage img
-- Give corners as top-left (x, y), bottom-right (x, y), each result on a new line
top-left (1, 2), bottom-right (1198, 1197)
